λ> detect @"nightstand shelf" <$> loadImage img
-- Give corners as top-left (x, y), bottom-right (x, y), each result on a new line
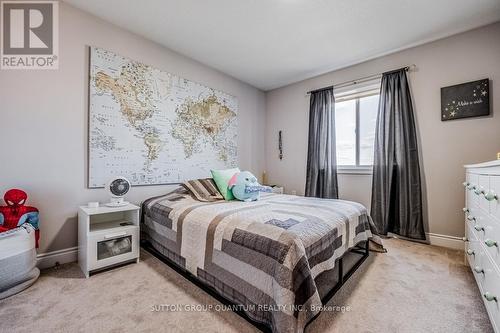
top-left (89, 220), bottom-right (135, 233)
top-left (78, 203), bottom-right (140, 278)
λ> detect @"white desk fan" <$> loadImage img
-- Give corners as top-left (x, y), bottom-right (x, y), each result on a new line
top-left (105, 177), bottom-right (131, 207)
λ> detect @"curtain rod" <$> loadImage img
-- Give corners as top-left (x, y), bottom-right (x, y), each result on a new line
top-left (306, 64), bottom-right (416, 95)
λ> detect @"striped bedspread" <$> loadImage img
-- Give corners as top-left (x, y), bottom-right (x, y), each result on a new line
top-left (142, 187), bottom-right (379, 333)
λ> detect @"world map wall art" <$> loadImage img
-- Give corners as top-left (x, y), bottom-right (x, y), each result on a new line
top-left (441, 78), bottom-right (489, 121)
top-left (88, 47), bottom-right (238, 187)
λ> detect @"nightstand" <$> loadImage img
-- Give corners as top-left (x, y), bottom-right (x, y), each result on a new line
top-left (78, 203), bottom-right (140, 278)
top-left (267, 185), bottom-right (284, 194)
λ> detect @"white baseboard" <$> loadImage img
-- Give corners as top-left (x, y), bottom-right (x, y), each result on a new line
top-left (389, 232), bottom-right (464, 250)
top-left (426, 232), bottom-right (464, 250)
top-left (36, 246), bottom-right (78, 270)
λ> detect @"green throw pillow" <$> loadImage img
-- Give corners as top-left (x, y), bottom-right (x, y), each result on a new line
top-left (211, 168), bottom-right (240, 200)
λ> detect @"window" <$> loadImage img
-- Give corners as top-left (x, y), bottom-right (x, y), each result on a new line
top-left (335, 86), bottom-right (379, 171)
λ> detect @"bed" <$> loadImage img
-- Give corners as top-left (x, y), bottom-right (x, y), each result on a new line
top-left (141, 186), bottom-right (382, 333)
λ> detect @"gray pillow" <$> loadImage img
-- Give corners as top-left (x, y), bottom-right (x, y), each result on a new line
top-left (183, 178), bottom-right (224, 202)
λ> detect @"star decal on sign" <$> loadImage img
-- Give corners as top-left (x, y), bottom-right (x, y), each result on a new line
top-left (481, 90), bottom-right (487, 96)
top-left (450, 111), bottom-right (457, 117)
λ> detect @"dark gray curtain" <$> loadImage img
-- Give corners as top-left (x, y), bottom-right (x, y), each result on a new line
top-left (305, 88), bottom-right (338, 199)
top-left (370, 69), bottom-right (425, 240)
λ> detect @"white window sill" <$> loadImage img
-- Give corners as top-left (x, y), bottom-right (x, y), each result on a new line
top-left (337, 167), bottom-right (373, 175)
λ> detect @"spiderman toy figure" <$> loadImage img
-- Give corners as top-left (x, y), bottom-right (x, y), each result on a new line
top-left (0, 189), bottom-right (40, 247)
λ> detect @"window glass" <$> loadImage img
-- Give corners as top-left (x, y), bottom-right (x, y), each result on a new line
top-left (335, 100), bottom-right (356, 166)
top-left (359, 95), bottom-right (379, 165)
top-left (334, 92), bottom-right (379, 168)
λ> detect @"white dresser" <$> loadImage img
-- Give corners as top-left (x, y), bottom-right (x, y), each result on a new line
top-left (464, 160), bottom-right (500, 332)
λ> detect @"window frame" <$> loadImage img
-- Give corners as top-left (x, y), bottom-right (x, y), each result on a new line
top-left (335, 90), bottom-right (379, 175)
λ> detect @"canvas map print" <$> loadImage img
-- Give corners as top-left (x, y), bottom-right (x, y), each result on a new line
top-left (88, 47), bottom-right (238, 187)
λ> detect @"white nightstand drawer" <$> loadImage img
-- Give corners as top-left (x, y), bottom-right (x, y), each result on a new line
top-left (88, 226), bottom-right (139, 271)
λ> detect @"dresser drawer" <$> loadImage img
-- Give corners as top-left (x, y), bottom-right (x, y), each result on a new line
top-left (466, 225), bottom-right (481, 268)
top-left (471, 246), bottom-right (488, 292)
top-left (467, 207), bottom-right (487, 242)
top-left (467, 173), bottom-right (480, 208)
top-left (490, 176), bottom-right (500, 222)
top-left (479, 175), bottom-right (491, 213)
top-left (480, 253), bottom-right (500, 332)
top-left (483, 217), bottom-right (500, 266)
top-left (466, 220), bottom-right (478, 241)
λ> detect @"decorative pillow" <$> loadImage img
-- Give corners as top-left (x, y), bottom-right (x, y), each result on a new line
top-left (211, 168), bottom-right (240, 200)
top-left (183, 178), bottom-right (224, 202)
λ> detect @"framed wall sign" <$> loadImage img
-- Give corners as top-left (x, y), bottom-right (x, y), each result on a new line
top-left (441, 78), bottom-right (489, 121)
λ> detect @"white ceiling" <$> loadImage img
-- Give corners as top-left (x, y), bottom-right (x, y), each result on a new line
top-left (64, 0), bottom-right (500, 91)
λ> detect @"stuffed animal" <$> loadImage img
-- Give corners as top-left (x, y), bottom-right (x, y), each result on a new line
top-left (228, 171), bottom-right (272, 202)
top-left (0, 189), bottom-right (40, 247)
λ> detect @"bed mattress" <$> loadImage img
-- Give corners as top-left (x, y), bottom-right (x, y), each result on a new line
top-left (141, 187), bottom-right (378, 333)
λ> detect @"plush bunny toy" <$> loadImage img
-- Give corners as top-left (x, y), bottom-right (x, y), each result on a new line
top-left (228, 171), bottom-right (272, 202)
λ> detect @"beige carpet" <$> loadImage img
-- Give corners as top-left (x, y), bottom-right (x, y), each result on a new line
top-left (0, 239), bottom-right (492, 333)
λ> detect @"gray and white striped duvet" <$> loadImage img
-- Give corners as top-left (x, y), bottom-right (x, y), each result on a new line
top-left (142, 187), bottom-right (378, 333)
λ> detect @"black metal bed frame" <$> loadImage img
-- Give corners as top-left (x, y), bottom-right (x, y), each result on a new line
top-left (141, 239), bottom-right (369, 332)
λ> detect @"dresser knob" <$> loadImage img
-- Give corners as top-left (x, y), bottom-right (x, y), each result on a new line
top-left (467, 215), bottom-right (476, 222)
top-left (474, 266), bottom-right (484, 274)
top-left (484, 292), bottom-right (497, 302)
top-left (474, 225), bottom-right (484, 232)
top-left (484, 239), bottom-right (498, 247)
top-left (462, 207), bottom-right (469, 213)
top-left (484, 191), bottom-right (498, 201)
top-left (466, 249), bottom-right (475, 256)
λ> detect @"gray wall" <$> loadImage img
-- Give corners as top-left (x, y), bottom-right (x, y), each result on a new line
top-left (0, 3), bottom-right (266, 254)
top-left (265, 22), bottom-right (500, 239)
top-left (1, 4), bottom-right (498, 253)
